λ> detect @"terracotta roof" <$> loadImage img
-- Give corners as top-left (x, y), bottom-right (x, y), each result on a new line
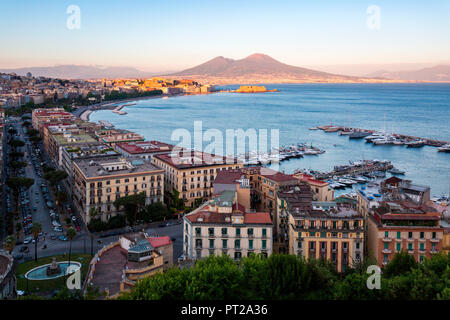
top-left (116, 141), bottom-right (174, 155)
top-left (381, 213), bottom-right (440, 221)
top-left (301, 174), bottom-right (328, 186)
top-left (384, 176), bottom-right (403, 184)
top-left (244, 213), bottom-right (272, 224)
top-left (154, 151), bottom-right (239, 169)
top-left (186, 210), bottom-right (271, 225)
top-left (147, 236), bottom-right (172, 248)
top-left (214, 169), bottom-right (244, 184)
top-left (258, 167), bottom-right (297, 183)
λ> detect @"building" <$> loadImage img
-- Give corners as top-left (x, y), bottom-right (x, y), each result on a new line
top-left (277, 184), bottom-right (364, 272)
top-left (0, 250), bottom-right (16, 300)
top-left (31, 108), bottom-right (76, 136)
top-left (183, 190), bottom-right (273, 260)
top-left (367, 201), bottom-right (444, 266)
top-left (72, 156), bottom-right (164, 224)
top-left (292, 172), bottom-right (334, 202)
top-left (115, 140), bottom-right (174, 160)
top-left (152, 150), bottom-right (243, 207)
top-left (45, 125), bottom-right (99, 167)
top-left (95, 128), bottom-right (145, 146)
top-left (87, 234), bottom-right (172, 298)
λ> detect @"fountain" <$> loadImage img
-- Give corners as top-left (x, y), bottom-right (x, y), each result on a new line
top-left (46, 258), bottom-right (62, 276)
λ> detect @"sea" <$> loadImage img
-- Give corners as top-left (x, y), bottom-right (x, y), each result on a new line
top-left (90, 83), bottom-right (450, 197)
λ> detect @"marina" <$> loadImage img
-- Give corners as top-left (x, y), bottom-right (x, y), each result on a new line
top-left (313, 125), bottom-right (449, 150)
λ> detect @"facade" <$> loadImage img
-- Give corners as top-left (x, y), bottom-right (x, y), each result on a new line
top-left (152, 150), bottom-right (243, 206)
top-left (292, 172), bottom-right (334, 202)
top-left (72, 155), bottom-right (164, 224)
top-left (367, 201), bottom-right (444, 266)
top-left (115, 140), bottom-right (174, 160)
top-left (278, 184), bottom-right (364, 272)
top-left (95, 128), bottom-right (145, 146)
top-left (184, 190), bottom-right (273, 260)
top-left (31, 108), bottom-right (76, 136)
top-left (0, 250), bottom-right (16, 300)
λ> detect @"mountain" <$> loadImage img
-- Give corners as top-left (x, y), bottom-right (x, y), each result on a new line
top-left (168, 53), bottom-right (382, 84)
top-left (0, 65), bottom-right (156, 79)
top-left (366, 65), bottom-right (450, 81)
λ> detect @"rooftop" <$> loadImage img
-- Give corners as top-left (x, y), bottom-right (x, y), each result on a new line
top-left (73, 155), bottom-right (163, 179)
top-left (154, 150), bottom-right (239, 169)
top-left (116, 140), bottom-right (174, 155)
top-left (52, 131), bottom-right (98, 145)
top-left (63, 144), bottom-right (118, 159)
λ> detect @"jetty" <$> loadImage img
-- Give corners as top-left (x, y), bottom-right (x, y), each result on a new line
top-left (311, 159), bottom-right (394, 180)
top-left (112, 102), bottom-right (136, 115)
top-left (315, 125), bottom-right (449, 147)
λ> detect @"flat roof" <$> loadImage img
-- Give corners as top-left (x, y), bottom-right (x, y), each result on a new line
top-left (154, 151), bottom-right (239, 169)
top-left (116, 140), bottom-right (174, 155)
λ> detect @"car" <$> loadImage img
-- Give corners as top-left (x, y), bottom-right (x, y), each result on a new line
top-left (19, 246), bottom-right (29, 252)
top-left (52, 220), bottom-right (61, 227)
top-left (158, 224), bottom-right (166, 228)
top-left (23, 237), bottom-right (33, 244)
top-left (75, 226), bottom-right (81, 232)
top-left (71, 216), bottom-right (77, 222)
top-left (53, 227), bottom-right (63, 232)
top-left (33, 206), bottom-right (37, 211)
top-left (14, 254), bottom-right (24, 260)
top-left (59, 235), bottom-right (68, 241)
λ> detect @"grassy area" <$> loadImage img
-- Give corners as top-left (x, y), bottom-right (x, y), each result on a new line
top-left (16, 253), bottom-right (92, 295)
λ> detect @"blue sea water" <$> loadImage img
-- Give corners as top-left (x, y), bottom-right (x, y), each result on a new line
top-left (90, 83), bottom-right (450, 197)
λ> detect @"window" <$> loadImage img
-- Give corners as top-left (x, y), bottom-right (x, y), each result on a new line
top-left (408, 243), bottom-right (413, 250)
top-left (235, 239), bottom-right (240, 249)
top-left (262, 228), bottom-right (267, 237)
top-left (310, 242), bottom-right (315, 250)
top-left (249, 239), bottom-right (254, 249)
top-left (222, 239), bottom-right (228, 249)
top-left (356, 242), bottom-right (360, 249)
top-left (420, 232), bottom-right (424, 239)
top-left (221, 228), bottom-right (227, 236)
top-left (408, 232), bottom-right (413, 239)
top-left (420, 243), bottom-right (424, 250)
top-left (297, 241), bottom-right (301, 249)
top-left (236, 228), bottom-right (240, 236)
top-left (332, 221), bottom-right (337, 229)
top-left (432, 232), bottom-right (436, 239)
top-left (209, 239), bottom-right (214, 249)
top-left (262, 240), bottom-right (267, 250)
top-left (384, 231), bottom-right (389, 238)
top-left (396, 243), bottom-right (401, 251)
top-left (195, 227), bottom-right (201, 236)
top-left (384, 243), bottom-right (389, 249)
top-left (195, 239), bottom-right (202, 248)
top-left (397, 231), bottom-right (401, 239)
top-left (234, 251), bottom-right (242, 259)
top-left (208, 228), bottom-right (214, 236)
top-left (247, 228), bottom-right (254, 236)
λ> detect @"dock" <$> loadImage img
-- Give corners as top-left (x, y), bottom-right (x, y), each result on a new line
top-left (315, 125), bottom-right (448, 147)
top-left (308, 159), bottom-right (394, 180)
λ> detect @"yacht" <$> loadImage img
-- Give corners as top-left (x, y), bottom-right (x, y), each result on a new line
top-left (348, 130), bottom-right (371, 139)
top-left (388, 168), bottom-right (405, 175)
top-left (405, 140), bottom-right (426, 148)
top-left (437, 144), bottom-right (450, 152)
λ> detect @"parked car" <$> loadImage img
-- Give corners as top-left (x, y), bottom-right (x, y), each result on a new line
top-left (59, 235), bottom-right (68, 241)
top-left (23, 237), bottom-right (33, 244)
top-left (50, 234), bottom-right (57, 240)
top-left (53, 226), bottom-right (63, 232)
top-left (19, 246), bottom-right (29, 252)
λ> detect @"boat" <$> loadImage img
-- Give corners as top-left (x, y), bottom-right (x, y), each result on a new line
top-left (365, 133), bottom-right (385, 141)
top-left (405, 140), bottom-right (425, 148)
top-left (324, 126), bottom-right (340, 133)
top-left (437, 144), bottom-right (450, 152)
top-left (372, 171), bottom-right (386, 178)
top-left (309, 127), bottom-right (319, 130)
top-left (348, 131), bottom-right (371, 139)
top-left (388, 168), bottom-right (405, 175)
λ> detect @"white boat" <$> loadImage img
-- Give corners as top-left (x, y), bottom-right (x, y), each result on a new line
top-left (437, 144), bottom-right (450, 152)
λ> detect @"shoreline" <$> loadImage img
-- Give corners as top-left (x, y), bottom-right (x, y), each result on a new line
top-left (77, 92), bottom-right (210, 122)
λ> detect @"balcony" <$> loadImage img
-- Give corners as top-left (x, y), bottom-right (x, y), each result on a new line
top-left (382, 249), bottom-right (392, 254)
top-left (382, 237), bottom-right (392, 242)
top-left (247, 234), bottom-right (254, 238)
top-left (430, 249), bottom-right (439, 254)
top-left (382, 261), bottom-right (388, 266)
top-left (221, 234), bottom-right (228, 238)
top-left (430, 238), bottom-right (440, 243)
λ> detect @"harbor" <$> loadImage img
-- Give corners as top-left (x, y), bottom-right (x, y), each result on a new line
top-left (312, 125), bottom-right (450, 151)
top-left (111, 102), bottom-right (136, 115)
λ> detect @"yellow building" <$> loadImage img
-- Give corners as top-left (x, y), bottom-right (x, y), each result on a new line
top-left (152, 150), bottom-right (243, 207)
top-left (72, 155), bottom-right (164, 224)
top-left (278, 184), bottom-right (364, 272)
top-left (292, 172), bottom-right (334, 201)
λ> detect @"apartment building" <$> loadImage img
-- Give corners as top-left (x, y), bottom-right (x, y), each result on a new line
top-left (115, 140), bottom-right (174, 160)
top-left (152, 150), bottom-right (243, 207)
top-left (31, 108), bottom-right (76, 136)
top-left (292, 172), bottom-right (334, 202)
top-left (72, 155), bottom-right (164, 224)
top-left (95, 128), bottom-right (144, 147)
top-left (278, 183), bottom-right (364, 272)
top-left (367, 201), bottom-right (444, 267)
top-left (183, 190), bottom-right (273, 260)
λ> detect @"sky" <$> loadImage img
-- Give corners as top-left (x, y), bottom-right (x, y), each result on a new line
top-left (0, 0), bottom-right (449, 73)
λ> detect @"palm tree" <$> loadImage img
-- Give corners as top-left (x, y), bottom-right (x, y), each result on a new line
top-left (66, 227), bottom-right (77, 267)
top-left (3, 235), bottom-right (16, 253)
top-left (31, 222), bottom-right (42, 262)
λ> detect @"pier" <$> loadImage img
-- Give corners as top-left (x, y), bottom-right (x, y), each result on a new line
top-left (316, 125), bottom-right (448, 147)
top-left (310, 160), bottom-right (394, 180)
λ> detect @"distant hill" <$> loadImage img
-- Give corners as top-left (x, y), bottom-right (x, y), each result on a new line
top-left (168, 53), bottom-right (383, 84)
top-left (366, 65), bottom-right (450, 81)
top-left (0, 65), bottom-right (156, 79)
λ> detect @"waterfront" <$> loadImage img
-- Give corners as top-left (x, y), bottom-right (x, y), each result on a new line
top-left (90, 83), bottom-right (450, 197)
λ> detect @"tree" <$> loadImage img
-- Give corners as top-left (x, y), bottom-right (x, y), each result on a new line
top-left (55, 191), bottom-right (68, 209)
top-left (8, 139), bottom-right (25, 149)
top-left (3, 235), bottom-right (16, 253)
top-left (114, 192), bottom-right (146, 226)
top-left (383, 251), bottom-right (418, 278)
top-left (7, 177), bottom-right (35, 212)
top-left (44, 170), bottom-right (68, 186)
top-left (66, 227), bottom-right (77, 267)
top-left (31, 222), bottom-right (42, 262)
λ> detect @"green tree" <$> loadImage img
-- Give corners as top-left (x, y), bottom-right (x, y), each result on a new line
top-left (114, 192), bottom-right (146, 226)
top-left (44, 170), bottom-right (68, 186)
top-left (383, 251), bottom-right (418, 278)
top-left (3, 235), bottom-right (16, 253)
top-left (31, 222), bottom-right (42, 261)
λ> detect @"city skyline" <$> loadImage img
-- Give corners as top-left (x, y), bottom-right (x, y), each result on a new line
top-left (1, 0), bottom-right (450, 74)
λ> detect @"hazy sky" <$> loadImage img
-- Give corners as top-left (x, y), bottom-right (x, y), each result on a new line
top-left (1, 0), bottom-right (449, 72)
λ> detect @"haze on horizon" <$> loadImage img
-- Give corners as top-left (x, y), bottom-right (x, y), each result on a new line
top-left (1, 0), bottom-right (449, 75)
